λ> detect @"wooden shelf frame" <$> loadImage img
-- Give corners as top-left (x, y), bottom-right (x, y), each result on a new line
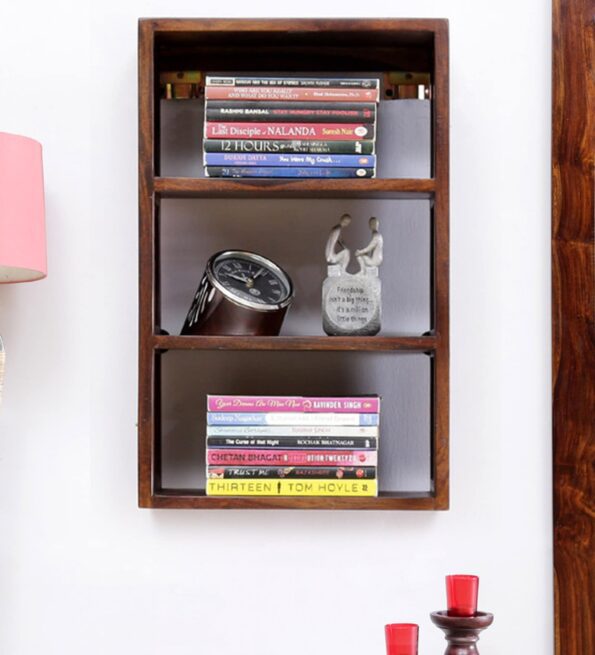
top-left (138, 18), bottom-right (449, 510)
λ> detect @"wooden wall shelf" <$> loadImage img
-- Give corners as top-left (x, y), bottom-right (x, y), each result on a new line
top-left (138, 18), bottom-right (449, 510)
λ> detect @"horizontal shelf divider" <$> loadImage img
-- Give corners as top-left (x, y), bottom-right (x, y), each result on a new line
top-left (153, 177), bottom-right (435, 199)
top-left (153, 334), bottom-right (437, 352)
top-left (149, 489), bottom-right (439, 511)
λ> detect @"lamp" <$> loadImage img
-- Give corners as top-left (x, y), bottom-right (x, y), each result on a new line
top-left (0, 131), bottom-right (46, 398)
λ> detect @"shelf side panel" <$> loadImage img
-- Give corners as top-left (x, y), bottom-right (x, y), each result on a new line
top-left (138, 20), bottom-right (157, 507)
top-left (431, 22), bottom-right (450, 508)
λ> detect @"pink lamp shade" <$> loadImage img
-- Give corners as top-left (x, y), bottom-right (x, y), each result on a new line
top-left (0, 132), bottom-right (46, 282)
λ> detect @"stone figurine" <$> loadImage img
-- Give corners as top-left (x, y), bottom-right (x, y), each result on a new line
top-left (322, 215), bottom-right (383, 336)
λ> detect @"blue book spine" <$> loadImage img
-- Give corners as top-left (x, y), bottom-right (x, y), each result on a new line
top-left (205, 166), bottom-right (375, 179)
top-left (207, 412), bottom-right (380, 426)
top-left (204, 153), bottom-right (376, 167)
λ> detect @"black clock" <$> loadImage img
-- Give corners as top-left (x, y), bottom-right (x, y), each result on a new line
top-left (181, 250), bottom-right (294, 336)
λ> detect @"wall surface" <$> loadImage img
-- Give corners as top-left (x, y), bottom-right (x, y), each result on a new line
top-left (0, 2), bottom-right (552, 654)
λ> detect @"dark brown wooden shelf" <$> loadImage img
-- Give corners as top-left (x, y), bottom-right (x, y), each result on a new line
top-left (150, 489), bottom-right (442, 511)
top-left (153, 334), bottom-right (437, 352)
top-left (138, 18), bottom-right (450, 511)
top-left (154, 177), bottom-right (436, 199)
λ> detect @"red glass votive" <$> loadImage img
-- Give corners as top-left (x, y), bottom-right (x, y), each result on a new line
top-left (446, 574), bottom-right (479, 616)
top-left (385, 623), bottom-right (419, 655)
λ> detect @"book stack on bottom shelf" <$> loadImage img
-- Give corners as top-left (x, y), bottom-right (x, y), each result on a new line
top-left (203, 75), bottom-right (379, 179)
top-left (206, 395), bottom-right (380, 497)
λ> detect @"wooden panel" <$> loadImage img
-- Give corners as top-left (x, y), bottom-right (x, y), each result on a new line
top-left (154, 177), bottom-right (435, 199)
top-left (431, 23), bottom-right (450, 508)
top-left (552, 0), bottom-right (595, 653)
top-left (138, 21), bottom-right (155, 507)
top-left (153, 334), bottom-right (437, 352)
top-left (151, 489), bottom-right (437, 511)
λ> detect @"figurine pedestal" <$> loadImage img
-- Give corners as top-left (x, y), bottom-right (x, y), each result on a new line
top-left (322, 270), bottom-right (381, 336)
top-left (430, 611), bottom-right (493, 655)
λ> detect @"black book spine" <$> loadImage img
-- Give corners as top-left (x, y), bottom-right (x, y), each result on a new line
top-left (205, 102), bottom-right (377, 123)
top-left (207, 466), bottom-right (378, 479)
top-left (207, 436), bottom-right (378, 449)
top-left (203, 139), bottom-right (375, 155)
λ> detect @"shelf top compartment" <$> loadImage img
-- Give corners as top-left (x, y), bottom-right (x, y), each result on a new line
top-left (143, 18), bottom-right (447, 75)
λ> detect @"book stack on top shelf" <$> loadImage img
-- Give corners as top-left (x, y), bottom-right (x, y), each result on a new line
top-left (203, 75), bottom-right (379, 179)
top-left (206, 395), bottom-right (380, 497)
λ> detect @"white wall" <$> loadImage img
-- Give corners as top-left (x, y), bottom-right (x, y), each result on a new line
top-left (0, 2), bottom-right (552, 654)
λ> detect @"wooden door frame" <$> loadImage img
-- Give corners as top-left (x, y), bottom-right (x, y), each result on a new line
top-left (552, 1), bottom-right (594, 654)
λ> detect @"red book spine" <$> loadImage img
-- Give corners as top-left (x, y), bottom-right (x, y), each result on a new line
top-left (205, 122), bottom-right (374, 141)
top-left (205, 86), bottom-right (379, 102)
top-left (207, 449), bottom-right (378, 466)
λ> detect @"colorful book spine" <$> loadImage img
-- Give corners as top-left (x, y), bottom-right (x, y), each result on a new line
top-left (203, 139), bottom-right (375, 155)
top-left (204, 122), bottom-right (375, 140)
top-left (205, 86), bottom-right (380, 102)
top-left (205, 102), bottom-right (377, 123)
top-left (207, 449), bottom-right (378, 466)
top-left (206, 478), bottom-right (378, 496)
top-left (203, 153), bottom-right (376, 167)
top-left (206, 76), bottom-right (379, 89)
top-left (207, 466), bottom-right (377, 479)
top-left (207, 412), bottom-right (379, 426)
top-left (205, 166), bottom-right (374, 179)
top-left (207, 395), bottom-right (381, 413)
top-left (206, 424), bottom-right (379, 437)
top-left (207, 436), bottom-right (378, 449)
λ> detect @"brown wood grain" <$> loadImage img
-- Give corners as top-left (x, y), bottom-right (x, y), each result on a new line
top-left (154, 177), bottom-right (435, 199)
top-left (552, 0), bottom-right (595, 653)
top-left (151, 489), bottom-right (437, 510)
top-left (153, 334), bottom-right (438, 352)
top-left (138, 18), bottom-right (449, 511)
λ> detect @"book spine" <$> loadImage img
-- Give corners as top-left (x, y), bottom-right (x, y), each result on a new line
top-left (204, 122), bottom-right (375, 140)
top-left (207, 436), bottom-right (378, 449)
top-left (205, 102), bottom-right (377, 123)
top-left (205, 166), bottom-right (375, 179)
top-left (206, 478), bottom-right (378, 496)
top-left (206, 425), bottom-right (379, 437)
top-left (207, 449), bottom-right (378, 466)
top-left (203, 139), bottom-right (375, 155)
top-left (207, 412), bottom-right (379, 426)
top-left (207, 395), bottom-right (380, 413)
top-left (207, 466), bottom-right (377, 479)
top-left (203, 153), bottom-right (376, 167)
top-left (205, 86), bottom-right (380, 102)
top-left (206, 76), bottom-right (379, 89)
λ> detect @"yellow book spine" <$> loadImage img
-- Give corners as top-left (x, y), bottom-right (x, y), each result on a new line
top-left (206, 479), bottom-right (377, 497)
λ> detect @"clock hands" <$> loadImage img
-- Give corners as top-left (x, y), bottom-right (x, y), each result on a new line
top-left (225, 271), bottom-right (249, 283)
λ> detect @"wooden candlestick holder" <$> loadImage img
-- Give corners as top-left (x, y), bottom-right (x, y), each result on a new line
top-left (430, 611), bottom-right (494, 655)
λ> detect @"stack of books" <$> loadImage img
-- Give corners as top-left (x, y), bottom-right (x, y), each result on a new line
top-left (203, 75), bottom-right (380, 179)
top-left (205, 395), bottom-right (380, 497)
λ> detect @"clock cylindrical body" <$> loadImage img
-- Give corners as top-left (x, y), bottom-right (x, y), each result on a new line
top-left (182, 251), bottom-right (293, 337)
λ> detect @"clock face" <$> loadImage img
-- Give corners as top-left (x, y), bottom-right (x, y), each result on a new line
top-left (210, 252), bottom-right (292, 309)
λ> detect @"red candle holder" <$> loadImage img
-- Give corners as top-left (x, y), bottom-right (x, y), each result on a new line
top-left (385, 623), bottom-right (419, 655)
top-left (446, 574), bottom-right (479, 617)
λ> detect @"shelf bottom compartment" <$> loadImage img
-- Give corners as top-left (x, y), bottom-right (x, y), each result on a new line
top-left (159, 350), bottom-right (433, 497)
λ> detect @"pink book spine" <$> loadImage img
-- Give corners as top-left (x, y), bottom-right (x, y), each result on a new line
top-left (205, 86), bottom-right (379, 102)
top-left (207, 449), bottom-right (378, 466)
top-left (207, 396), bottom-right (380, 413)
top-left (204, 122), bottom-right (374, 141)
